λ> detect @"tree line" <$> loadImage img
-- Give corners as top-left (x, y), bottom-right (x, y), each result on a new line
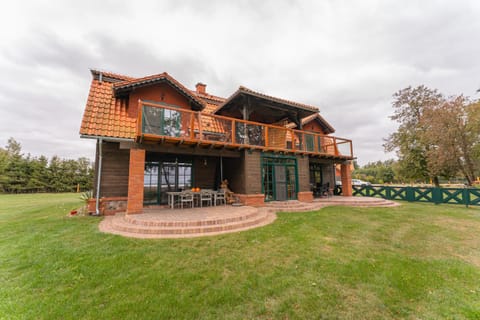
top-left (0, 138), bottom-right (93, 193)
top-left (355, 85), bottom-right (480, 186)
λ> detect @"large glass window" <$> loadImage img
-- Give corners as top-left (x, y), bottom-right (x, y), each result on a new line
top-left (144, 160), bottom-right (192, 205)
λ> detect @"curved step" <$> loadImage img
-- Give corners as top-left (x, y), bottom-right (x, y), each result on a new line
top-left (314, 197), bottom-right (399, 207)
top-left (99, 207), bottom-right (277, 239)
top-left (124, 206), bottom-right (259, 227)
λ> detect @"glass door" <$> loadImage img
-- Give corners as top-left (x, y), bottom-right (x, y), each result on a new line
top-left (262, 156), bottom-right (298, 201)
top-left (144, 161), bottom-right (193, 205)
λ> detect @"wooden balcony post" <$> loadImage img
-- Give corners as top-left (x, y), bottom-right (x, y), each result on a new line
top-left (290, 129), bottom-right (295, 150)
top-left (232, 119), bottom-right (236, 144)
top-left (136, 100), bottom-right (143, 141)
top-left (333, 137), bottom-right (339, 156)
top-left (197, 112), bottom-right (203, 140)
top-left (190, 113), bottom-right (195, 139)
top-left (265, 126), bottom-right (269, 147)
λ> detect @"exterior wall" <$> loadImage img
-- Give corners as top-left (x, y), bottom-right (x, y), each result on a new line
top-left (193, 156), bottom-right (218, 189)
top-left (244, 151), bottom-right (262, 194)
top-left (303, 120), bottom-right (326, 134)
top-left (94, 141), bottom-right (130, 198)
top-left (127, 82), bottom-right (193, 118)
top-left (296, 155), bottom-right (310, 192)
top-left (223, 156), bottom-right (244, 194)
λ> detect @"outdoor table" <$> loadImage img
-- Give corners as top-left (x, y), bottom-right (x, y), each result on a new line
top-left (167, 190), bottom-right (216, 209)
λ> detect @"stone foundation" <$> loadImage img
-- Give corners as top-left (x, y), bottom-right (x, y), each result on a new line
top-left (87, 197), bottom-right (128, 215)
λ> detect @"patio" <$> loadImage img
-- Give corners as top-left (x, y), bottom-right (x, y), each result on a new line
top-left (99, 197), bottom-right (398, 239)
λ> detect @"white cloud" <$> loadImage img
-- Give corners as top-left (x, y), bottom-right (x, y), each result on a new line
top-left (1, 0), bottom-right (479, 165)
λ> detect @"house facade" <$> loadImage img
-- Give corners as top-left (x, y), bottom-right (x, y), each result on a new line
top-left (80, 70), bottom-right (354, 215)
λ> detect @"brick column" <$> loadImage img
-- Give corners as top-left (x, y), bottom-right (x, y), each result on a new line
top-left (340, 161), bottom-right (353, 196)
top-left (127, 148), bottom-right (145, 214)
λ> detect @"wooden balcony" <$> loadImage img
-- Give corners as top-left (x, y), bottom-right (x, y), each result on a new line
top-left (136, 100), bottom-right (353, 160)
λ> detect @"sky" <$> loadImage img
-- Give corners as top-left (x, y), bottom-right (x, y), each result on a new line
top-left (1, 0), bottom-right (480, 166)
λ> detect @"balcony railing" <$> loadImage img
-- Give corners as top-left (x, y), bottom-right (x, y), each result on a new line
top-left (137, 100), bottom-right (353, 159)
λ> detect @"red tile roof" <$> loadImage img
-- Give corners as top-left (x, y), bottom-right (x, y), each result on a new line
top-left (80, 70), bottom-right (333, 140)
top-left (80, 78), bottom-right (137, 139)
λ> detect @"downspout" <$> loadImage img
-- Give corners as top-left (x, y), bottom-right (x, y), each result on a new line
top-left (95, 138), bottom-right (103, 215)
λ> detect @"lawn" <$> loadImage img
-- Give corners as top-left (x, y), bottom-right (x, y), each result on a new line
top-left (1, 193), bottom-right (479, 319)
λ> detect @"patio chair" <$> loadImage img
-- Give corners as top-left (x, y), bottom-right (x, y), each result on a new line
top-left (214, 190), bottom-right (226, 206)
top-left (200, 190), bottom-right (213, 207)
top-left (180, 191), bottom-right (194, 209)
top-left (321, 182), bottom-right (333, 198)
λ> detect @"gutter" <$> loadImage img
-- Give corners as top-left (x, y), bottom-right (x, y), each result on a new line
top-left (80, 135), bottom-right (134, 143)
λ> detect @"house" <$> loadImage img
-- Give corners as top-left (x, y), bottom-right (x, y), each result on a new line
top-left (80, 70), bottom-right (354, 215)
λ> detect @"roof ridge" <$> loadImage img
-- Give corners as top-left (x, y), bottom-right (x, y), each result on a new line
top-left (90, 69), bottom-right (136, 81)
top-left (238, 86), bottom-right (319, 112)
top-left (191, 90), bottom-right (226, 102)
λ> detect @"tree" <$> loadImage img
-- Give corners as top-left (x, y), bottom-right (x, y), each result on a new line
top-left (384, 86), bottom-right (444, 186)
top-left (0, 137), bottom-right (94, 193)
top-left (421, 96), bottom-right (480, 185)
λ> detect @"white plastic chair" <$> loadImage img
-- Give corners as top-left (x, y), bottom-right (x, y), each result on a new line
top-left (214, 190), bottom-right (226, 206)
top-left (180, 192), bottom-right (194, 209)
top-left (200, 190), bottom-right (213, 207)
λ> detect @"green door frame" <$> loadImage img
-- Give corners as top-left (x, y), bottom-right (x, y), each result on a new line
top-left (261, 153), bottom-right (299, 202)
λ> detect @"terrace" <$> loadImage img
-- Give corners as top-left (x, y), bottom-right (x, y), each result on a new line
top-left (136, 100), bottom-right (354, 160)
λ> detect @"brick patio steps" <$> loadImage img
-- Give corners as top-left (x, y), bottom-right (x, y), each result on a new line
top-left (99, 197), bottom-right (400, 239)
top-left (99, 206), bottom-right (277, 239)
top-left (265, 200), bottom-right (325, 212)
top-left (313, 196), bottom-right (399, 207)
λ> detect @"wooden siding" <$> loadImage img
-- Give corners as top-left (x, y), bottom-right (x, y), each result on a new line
top-left (95, 142), bottom-right (130, 198)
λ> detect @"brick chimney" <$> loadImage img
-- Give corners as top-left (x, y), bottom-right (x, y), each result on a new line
top-left (196, 82), bottom-right (206, 94)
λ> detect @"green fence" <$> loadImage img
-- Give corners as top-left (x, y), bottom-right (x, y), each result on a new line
top-left (344, 185), bottom-right (480, 207)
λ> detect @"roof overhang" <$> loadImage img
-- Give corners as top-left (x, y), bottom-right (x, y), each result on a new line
top-left (214, 86), bottom-right (319, 125)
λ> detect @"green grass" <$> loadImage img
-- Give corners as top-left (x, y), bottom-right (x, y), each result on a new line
top-left (1, 193), bottom-right (480, 319)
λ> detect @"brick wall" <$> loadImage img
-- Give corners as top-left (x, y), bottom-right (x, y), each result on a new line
top-left (297, 156), bottom-right (310, 192)
top-left (127, 148), bottom-right (146, 214)
top-left (235, 193), bottom-right (265, 206)
top-left (244, 151), bottom-right (262, 194)
top-left (341, 162), bottom-right (353, 196)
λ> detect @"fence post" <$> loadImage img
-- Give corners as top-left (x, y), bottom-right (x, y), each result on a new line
top-left (386, 186), bottom-right (391, 200)
top-left (406, 187), bottom-right (414, 202)
top-left (464, 187), bottom-right (470, 208)
top-left (432, 187), bottom-right (442, 205)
